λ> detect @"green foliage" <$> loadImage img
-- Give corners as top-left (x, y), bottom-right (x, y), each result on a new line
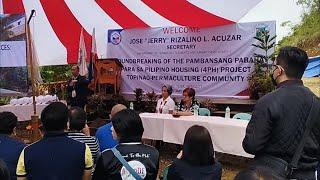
top-left (279, 0), bottom-right (320, 56)
top-left (249, 29), bottom-right (276, 99)
top-left (40, 65), bottom-right (72, 83)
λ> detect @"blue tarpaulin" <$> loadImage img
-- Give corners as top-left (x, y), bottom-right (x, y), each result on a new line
top-left (303, 56), bottom-right (320, 77)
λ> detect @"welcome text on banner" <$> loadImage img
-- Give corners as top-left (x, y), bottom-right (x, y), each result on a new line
top-left (106, 21), bottom-right (276, 98)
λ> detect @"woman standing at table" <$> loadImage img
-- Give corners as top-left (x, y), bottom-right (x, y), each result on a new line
top-left (174, 87), bottom-right (199, 116)
top-left (156, 85), bottom-right (175, 114)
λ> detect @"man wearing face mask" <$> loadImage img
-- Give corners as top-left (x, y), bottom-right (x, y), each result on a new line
top-left (67, 65), bottom-right (90, 109)
top-left (242, 46), bottom-right (320, 179)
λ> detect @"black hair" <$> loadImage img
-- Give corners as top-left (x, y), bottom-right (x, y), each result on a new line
top-left (69, 106), bottom-right (87, 131)
top-left (234, 166), bottom-right (285, 180)
top-left (111, 109), bottom-right (144, 143)
top-left (0, 111), bottom-right (18, 134)
top-left (181, 125), bottom-right (215, 166)
top-left (276, 46), bottom-right (309, 79)
top-left (0, 159), bottom-right (10, 180)
top-left (41, 102), bottom-right (68, 132)
top-left (162, 85), bottom-right (173, 95)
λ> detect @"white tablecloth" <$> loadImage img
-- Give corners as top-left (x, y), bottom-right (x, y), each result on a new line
top-left (140, 113), bottom-right (252, 158)
top-left (0, 104), bottom-right (48, 121)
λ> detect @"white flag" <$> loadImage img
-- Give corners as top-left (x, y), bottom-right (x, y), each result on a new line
top-left (78, 28), bottom-right (88, 76)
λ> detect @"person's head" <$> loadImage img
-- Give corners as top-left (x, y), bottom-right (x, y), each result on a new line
top-left (111, 109), bottom-right (144, 142)
top-left (181, 125), bottom-right (214, 166)
top-left (183, 87), bottom-right (195, 103)
top-left (110, 104), bottom-right (127, 118)
top-left (0, 159), bottom-right (10, 180)
top-left (271, 46), bottom-right (309, 85)
top-left (71, 65), bottom-right (80, 77)
top-left (234, 166), bottom-right (284, 180)
top-left (68, 107), bottom-right (87, 131)
top-left (41, 102), bottom-right (68, 132)
top-left (162, 85), bottom-right (173, 99)
top-left (0, 111), bottom-right (18, 135)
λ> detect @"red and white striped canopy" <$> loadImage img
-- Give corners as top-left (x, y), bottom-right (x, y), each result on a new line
top-left (0, 0), bottom-right (262, 66)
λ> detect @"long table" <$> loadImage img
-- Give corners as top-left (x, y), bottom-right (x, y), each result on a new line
top-left (140, 113), bottom-right (252, 158)
top-left (0, 104), bottom-right (48, 121)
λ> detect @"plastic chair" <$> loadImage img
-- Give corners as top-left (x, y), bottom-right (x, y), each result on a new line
top-left (198, 108), bottom-right (211, 116)
top-left (161, 165), bottom-right (171, 180)
top-left (233, 113), bottom-right (252, 120)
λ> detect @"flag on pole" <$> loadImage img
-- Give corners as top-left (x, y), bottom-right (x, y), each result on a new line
top-left (88, 28), bottom-right (97, 82)
top-left (26, 21), bottom-right (43, 84)
top-left (78, 28), bottom-right (88, 76)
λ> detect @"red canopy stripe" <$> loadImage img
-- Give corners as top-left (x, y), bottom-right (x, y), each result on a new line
top-left (142, 0), bottom-right (235, 27)
top-left (95, 0), bottom-right (149, 28)
top-left (2, 0), bottom-right (25, 14)
top-left (40, 0), bottom-right (92, 64)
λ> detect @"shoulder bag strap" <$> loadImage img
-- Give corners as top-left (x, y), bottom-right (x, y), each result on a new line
top-left (111, 147), bottom-right (143, 180)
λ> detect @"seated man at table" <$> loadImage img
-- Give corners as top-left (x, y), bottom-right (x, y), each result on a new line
top-left (16, 102), bottom-right (93, 180)
top-left (95, 104), bottom-right (127, 151)
top-left (173, 87), bottom-right (200, 116)
top-left (0, 112), bottom-right (25, 180)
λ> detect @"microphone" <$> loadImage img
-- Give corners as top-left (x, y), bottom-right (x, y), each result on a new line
top-left (27, 10), bottom-right (36, 24)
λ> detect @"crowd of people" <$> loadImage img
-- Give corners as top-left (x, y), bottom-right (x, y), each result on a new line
top-left (0, 46), bottom-right (319, 180)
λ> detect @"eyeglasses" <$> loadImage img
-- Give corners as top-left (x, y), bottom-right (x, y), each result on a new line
top-left (271, 65), bottom-right (284, 73)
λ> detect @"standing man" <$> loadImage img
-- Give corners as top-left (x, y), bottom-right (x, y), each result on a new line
top-left (243, 46), bottom-right (320, 179)
top-left (67, 65), bottom-right (90, 109)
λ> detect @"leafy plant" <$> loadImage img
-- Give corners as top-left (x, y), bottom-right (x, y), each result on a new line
top-left (200, 99), bottom-right (217, 113)
top-left (144, 90), bottom-right (158, 112)
top-left (249, 28), bottom-right (276, 99)
top-left (133, 88), bottom-right (144, 111)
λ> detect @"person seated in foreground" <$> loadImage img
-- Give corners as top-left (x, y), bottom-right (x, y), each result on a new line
top-left (234, 166), bottom-right (285, 180)
top-left (0, 159), bottom-right (10, 180)
top-left (0, 112), bottom-right (25, 180)
top-left (16, 102), bottom-right (93, 180)
top-left (68, 106), bottom-right (100, 163)
top-left (95, 104), bottom-right (127, 151)
top-left (155, 85), bottom-right (175, 114)
top-left (92, 109), bottom-right (159, 180)
top-left (167, 125), bottom-right (222, 180)
top-left (173, 87), bottom-right (199, 116)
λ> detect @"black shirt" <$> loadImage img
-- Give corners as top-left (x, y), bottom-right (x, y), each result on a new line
top-left (92, 142), bottom-right (159, 180)
top-left (243, 80), bottom-right (320, 170)
top-left (167, 158), bottom-right (222, 180)
top-left (67, 75), bottom-right (90, 108)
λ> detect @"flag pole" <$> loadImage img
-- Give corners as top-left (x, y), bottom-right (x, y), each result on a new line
top-left (27, 10), bottom-right (40, 142)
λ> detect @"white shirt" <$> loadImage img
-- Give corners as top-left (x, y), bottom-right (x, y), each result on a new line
top-left (156, 96), bottom-right (175, 114)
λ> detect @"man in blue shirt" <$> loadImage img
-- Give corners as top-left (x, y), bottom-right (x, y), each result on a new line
top-left (95, 104), bottom-right (126, 151)
top-left (0, 112), bottom-right (25, 180)
top-left (16, 102), bottom-right (93, 180)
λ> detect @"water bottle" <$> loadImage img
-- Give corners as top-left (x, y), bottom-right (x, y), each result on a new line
top-left (194, 104), bottom-right (199, 116)
top-left (225, 106), bottom-right (230, 118)
top-left (129, 102), bottom-right (134, 110)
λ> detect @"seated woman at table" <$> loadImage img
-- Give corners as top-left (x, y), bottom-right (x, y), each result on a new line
top-left (173, 87), bottom-right (199, 116)
top-left (167, 125), bottom-right (222, 180)
top-left (156, 85), bottom-right (175, 114)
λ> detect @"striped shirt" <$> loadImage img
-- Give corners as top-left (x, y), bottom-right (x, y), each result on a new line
top-left (67, 132), bottom-right (100, 163)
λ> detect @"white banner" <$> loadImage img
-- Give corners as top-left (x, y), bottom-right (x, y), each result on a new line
top-left (0, 41), bottom-right (26, 67)
top-left (107, 21), bottom-right (276, 98)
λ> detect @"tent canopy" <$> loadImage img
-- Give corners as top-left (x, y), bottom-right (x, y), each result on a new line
top-left (0, 0), bottom-right (262, 66)
top-left (304, 56), bottom-right (320, 78)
